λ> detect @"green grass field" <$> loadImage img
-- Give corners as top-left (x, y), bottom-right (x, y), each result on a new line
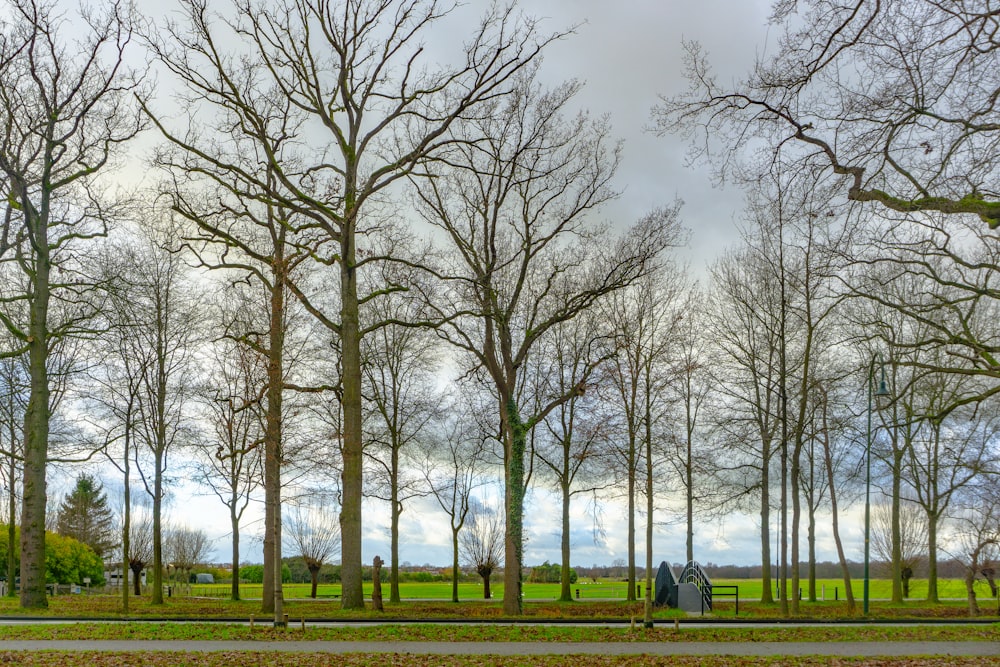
top-left (182, 577), bottom-right (997, 603)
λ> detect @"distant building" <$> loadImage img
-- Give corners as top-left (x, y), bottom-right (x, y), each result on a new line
top-left (104, 566), bottom-right (146, 586)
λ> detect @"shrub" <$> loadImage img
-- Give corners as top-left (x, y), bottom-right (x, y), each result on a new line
top-left (238, 563), bottom-right (291, 583)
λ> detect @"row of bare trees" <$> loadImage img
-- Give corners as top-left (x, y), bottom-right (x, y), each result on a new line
top-left (0, 0), bottom-right (997, 620)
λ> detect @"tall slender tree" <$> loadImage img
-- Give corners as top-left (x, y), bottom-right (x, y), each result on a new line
top-left (0, 0), bottom-right (145, 608)
top-left (145, 0), bottom-right (557, 610)
top-left (412, 68), bottom-right (679, 612)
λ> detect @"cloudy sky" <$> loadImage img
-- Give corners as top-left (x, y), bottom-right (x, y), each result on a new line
top-left (51, 0), bottom-right (868, 571)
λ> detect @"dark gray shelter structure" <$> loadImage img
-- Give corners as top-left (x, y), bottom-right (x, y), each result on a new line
top-left (654, 561), bottom-right (713, 613)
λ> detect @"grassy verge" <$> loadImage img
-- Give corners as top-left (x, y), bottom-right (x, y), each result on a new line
top-left (0, 594), bottom-right (994, 621)
top-left (0, 621), bottom-right (995, 642)
top-left (0, 655), bottom-right (998, 667)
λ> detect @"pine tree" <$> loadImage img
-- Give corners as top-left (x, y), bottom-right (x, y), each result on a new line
top-left (55, 474), bottom-right (116, 561)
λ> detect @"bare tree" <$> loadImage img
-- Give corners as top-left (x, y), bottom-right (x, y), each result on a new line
top-left (948, 485), bottom-right (1000, 617)
top-left (871, 501), bottom-right (927, 598)
top-left (459, 498), bottom-right (505, 601)
top-left (124, 505), bottom-right (154, 598)
top-left (193, 334), bottom-right (264, 601)
top-left (413, 66), bottom-right (679, 613)
top-left (116, 223), bottom-right (201, 606)
top-left (0, 0), bottom-right (146, 608)
top-left (164, 525), bottom-right (213, 582)
top-left (602, 269), bottom-right (681, 609)
top-left (706, 245), bottom-right (784, 605)
top-left (361, 265), bottom-right (439, 604)
top-left (284, 497), bottom-right (341, 599)
top-left (534, 311), bottom-right (615, 603)
top-left (145, 0), bottom-right (557, 610)
top-left (420, 399), bottom-right (493, 603)
top-left (655, 1), bottom-right (1000, 228)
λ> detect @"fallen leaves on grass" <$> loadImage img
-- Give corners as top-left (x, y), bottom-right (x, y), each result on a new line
top-left (0, 653), bottom-right (998, 667)
top-left (0, 622), bottom-right (996, 643)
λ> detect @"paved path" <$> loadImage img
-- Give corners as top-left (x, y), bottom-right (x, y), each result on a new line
top-left (0, 640), bottom-right (996, 656)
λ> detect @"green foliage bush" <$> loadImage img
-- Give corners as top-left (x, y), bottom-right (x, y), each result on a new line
top-left (0, 525), bottom-right (104, 585)
top-left (238, 563), bottom-right (291, 584)
top-left (528, 560), bottom-right (576, 584)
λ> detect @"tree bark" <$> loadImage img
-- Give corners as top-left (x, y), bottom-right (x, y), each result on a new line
top-left (822, 403), bottom-right (855, 613)
top-left (340, 212), bottom-right (364, 610)
top-left (20, 215), bottom-right (50, 609)
top-left (760, 437), bottom-right (774, 604)
top-left (502, 399), bottom-right (527, 615)
top-left (559, 478), bottom-right (572, 602)
top-left (451, 527), bottom-right (460, 603)
top-left (264, 255), bottom-right (286, 624)
top-left (230, 504), bottom-right (240, 601)
top-left (927, 515), bottom-right (939, 603)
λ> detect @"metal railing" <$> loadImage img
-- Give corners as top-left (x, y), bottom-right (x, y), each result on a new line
top-left (679, 560), bottom-right (713, 612)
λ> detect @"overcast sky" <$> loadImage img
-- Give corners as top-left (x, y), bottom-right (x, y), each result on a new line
top-left (51, 0), bottom-right (867, 571)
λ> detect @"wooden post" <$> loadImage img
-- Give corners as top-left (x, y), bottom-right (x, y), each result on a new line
top-left (372, 556), bottom-right (384, 612)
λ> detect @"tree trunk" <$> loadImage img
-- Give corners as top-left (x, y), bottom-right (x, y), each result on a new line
top-left (926, 514), bottom-right (939, 603)
top-left (19, 224), bottom-right (51, 609)
top-left (390, 487), bottom-right (401, 603)
top-left (263, 242), bottom-right (285, 623)
top-left (309, 564), bottom-right (319, 599)
top-left (7, 446), bottom-right (16, 599)
top-left (122, 429), bottom-right (131, 613)
top-left (965, 567), bottom-right (980, 617)
top-left (340, 222), bottom-right (364, 610)
top-left (502, 399), bottom-right (527, 615)
top-left (890, 447), bottom-right (903, 603)
top-left (821, 396), bottom-right (854, 613)
top-left (131, 561), bottom-right (143, 596)
top-left (643, 394), bottom-right (654, 628)
top-left (451, 527), bottom-right (460, 603)
top-left (626, 436), bottom-right (636, 602)
top-left (559, 477), bottom-right (572, 602)
top-left (152, 447), bottom-right (164, 605)
top-left (686, 406), bottom-right (694, 565)
top-left (760, 438), bottom-right (774, 604)
top-left (807, 504), bottom-right (817, 602)
top-left (481, 570), bottom-right (492, 600)
top-left (791, 446), bottom-right (801, 615)
top-left (230, 505), bottom-right (240, 601)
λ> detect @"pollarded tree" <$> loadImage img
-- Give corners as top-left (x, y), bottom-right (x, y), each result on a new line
top-left (459, 497), bottom-right (505, 601)
top-left (413, 68), bottom-right (680, 614)
top-left (125, 507), bottom-right (154, 598)
top-left (145, 0), bottom-right (558, 611)
top-left (55, 474), bottom-right (116, 561)
top-left (284, 497), bottom-right (341, 599)
top-left (871, 501), bottom-right (927, 598)
top-left (0, 0), bottom-right (146, 608)
top-left (656, 0), bottom-right (1000, 229)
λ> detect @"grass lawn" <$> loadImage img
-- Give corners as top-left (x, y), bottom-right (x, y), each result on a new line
top-left (0, 581), bottom-right (996, 667)
top-left (180, 577), bottom-right (997, 604)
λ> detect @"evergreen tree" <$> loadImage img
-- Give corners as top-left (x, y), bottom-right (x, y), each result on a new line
top-left (55, 475), bottom-right (116, 560)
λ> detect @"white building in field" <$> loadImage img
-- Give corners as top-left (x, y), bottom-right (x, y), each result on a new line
top-left (104, 566), bottom-right (146, 587)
